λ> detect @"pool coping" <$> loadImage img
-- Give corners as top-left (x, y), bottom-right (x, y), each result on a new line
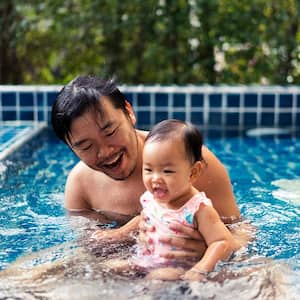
top-left (0, 121), bottom-right (47, 160)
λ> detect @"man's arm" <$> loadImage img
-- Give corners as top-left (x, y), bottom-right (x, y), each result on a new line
top-left (196, 146), bottom-right (240, 222)
top-left (64, 162), bottom-right (111, 223)
top-left (65, 162), bottom-right (92, 209)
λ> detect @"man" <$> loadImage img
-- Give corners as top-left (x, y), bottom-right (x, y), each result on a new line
top-left (51, 75), bottom-right (242, 257)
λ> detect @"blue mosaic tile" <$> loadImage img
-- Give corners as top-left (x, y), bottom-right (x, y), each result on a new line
top-left (278, 113), bottom-right (292, 126)
top-left (20, 111), bottom-right (34, 121)
top-left (244, 112), bottom-right (257, 126)
top-left (209, 112), bottom-right (222, 125)
top-left (38, 110), bottom-right (45, 121)
top-left (1, 86), bottom-right (300, 130)
top-left (209, 94), bottom-right (222, 107)
top-left (261, 112), bottom-right (275, 126)
top-left (279, 94), bottom-right (293, 107)
top-left (2, 92), bottom-right (16, 106)
top-left (244, 93), bottom-right (257, 107)
top-left (191, 112), bottom-right (204, 125)
top-left (37, 93), bottom-right (44, 107)
top-left (2, 111), bottom-right (16, 121)
top-left (155, 93), bottom-right (168, 106)
top-left (226, 113), bottom-right (239, 126)
top-left (173, 112), bottom-right (186, 121)
top-left (262, 94), bottom-right (275, 107)
top-left (47, 92), bottom-right (58, 106)
top-left (155, 111), bottom-right (168, 123)
top-left (137, 93), bottom-right (150, 106)
top-left (137, 111), bottom-right (150, 124)
top-left (173, 93), bottom-right (186, 107)
top-left (227, 94), bottom-right (240, 107)
top-left (20, 93), bottom-right (34, 106)
top-left (191, 94), bottom-right (204, 107)
top-left (296, 113), bottom-right (300, 125)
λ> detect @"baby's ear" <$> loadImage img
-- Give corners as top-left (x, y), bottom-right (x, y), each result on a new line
top-left (190, 161), bottom-right (202, 182)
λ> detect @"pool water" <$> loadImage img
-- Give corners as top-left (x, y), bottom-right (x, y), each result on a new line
top-left (0, 129), bottom-right (299, 299)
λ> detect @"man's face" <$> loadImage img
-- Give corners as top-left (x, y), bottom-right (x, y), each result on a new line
top-left (68, 97), bottom-right (139, 180)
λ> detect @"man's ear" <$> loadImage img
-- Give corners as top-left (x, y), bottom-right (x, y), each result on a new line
top-left (125, 100), bottom-right (136, 125)
top-left (190, 161), bottom-right (202, 182)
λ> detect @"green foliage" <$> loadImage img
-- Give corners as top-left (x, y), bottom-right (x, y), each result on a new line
top-left (0, 0), bottom-right (299, 84)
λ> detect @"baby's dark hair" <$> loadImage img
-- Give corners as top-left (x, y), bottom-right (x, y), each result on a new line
top-left (145, 119), bottom-right (204, 164)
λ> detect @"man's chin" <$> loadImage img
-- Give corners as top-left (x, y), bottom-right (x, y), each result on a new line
top-left (96, 167), bottom-right (136, 181)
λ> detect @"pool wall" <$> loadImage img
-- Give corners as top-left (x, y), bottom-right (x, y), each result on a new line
top-left (0, 85), bottom-right (299, 133)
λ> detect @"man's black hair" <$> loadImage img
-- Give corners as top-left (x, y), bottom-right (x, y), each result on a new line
top-left (51, 75), bottom-right (128, 143)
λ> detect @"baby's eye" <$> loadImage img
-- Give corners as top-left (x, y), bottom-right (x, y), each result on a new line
top-left (143, 168), bottom-right (152, 173)
top-left (163, 169), bottom-right (175, 174)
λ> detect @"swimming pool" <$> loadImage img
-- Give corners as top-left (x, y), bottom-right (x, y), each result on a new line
top-left (0, 128), bottom-right (299, 299)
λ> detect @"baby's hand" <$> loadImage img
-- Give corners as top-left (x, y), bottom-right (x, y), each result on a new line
top-left (181, 268), bottom-right (208, 281)
top-left (91, 228), bottom-right (123, 240)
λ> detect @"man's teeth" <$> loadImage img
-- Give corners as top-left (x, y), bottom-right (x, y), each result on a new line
top-left (104, 154), bottom-right (121, 167)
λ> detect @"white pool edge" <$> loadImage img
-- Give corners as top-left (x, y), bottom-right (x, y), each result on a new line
top-left (0, 122), bottom-right (47, 160)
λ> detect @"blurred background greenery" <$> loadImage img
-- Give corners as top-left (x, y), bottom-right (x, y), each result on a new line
top-left (1, 0), bottom-right (299, 85)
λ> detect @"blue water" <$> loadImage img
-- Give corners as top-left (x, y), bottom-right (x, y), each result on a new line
top-left (0, 129), bottom-right (299, 272)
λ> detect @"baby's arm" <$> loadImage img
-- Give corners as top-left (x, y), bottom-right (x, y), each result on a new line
top-left (92, 215), bottom-right (141, 240)
top-left (183, 204), bottom-right (240, 281)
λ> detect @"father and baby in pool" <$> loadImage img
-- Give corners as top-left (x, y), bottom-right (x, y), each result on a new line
top-left (51, 75), bottom-right (250, 281)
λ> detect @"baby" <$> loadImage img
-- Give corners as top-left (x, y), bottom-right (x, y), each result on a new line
top-left (93, 119), bottom-right (242, 280)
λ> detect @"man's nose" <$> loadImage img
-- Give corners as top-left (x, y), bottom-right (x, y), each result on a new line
top-left (97, 145), bottom-right (114, 160)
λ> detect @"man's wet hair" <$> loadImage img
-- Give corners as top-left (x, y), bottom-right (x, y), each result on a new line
top-left (51, 75), bottom-right (128, 144)
top-left (145, 119), bottom-right (204, 164)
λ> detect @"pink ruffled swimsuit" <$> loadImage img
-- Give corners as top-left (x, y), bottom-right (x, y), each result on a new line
top-left (134, 190), bottom-right (212, 268)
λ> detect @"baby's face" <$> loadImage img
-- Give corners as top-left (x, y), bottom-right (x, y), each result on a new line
top-left (142, 139), bottom-right (194, 208)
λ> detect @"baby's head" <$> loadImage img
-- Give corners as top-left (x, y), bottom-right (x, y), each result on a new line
top-left (143, 120), bottom-right (204, 206)
top-left (145, 119), bottom-right (204, 164)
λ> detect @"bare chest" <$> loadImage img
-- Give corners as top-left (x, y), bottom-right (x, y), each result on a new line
top-left (86, 177), bottom-right (145, 216)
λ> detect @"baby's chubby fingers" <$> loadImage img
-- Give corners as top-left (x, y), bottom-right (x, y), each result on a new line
top-left (90, 228), bottom-right (126, 241)
top-left (91, 229), bottom-right (107, 240)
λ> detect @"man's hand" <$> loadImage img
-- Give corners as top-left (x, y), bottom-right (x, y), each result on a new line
top-left (139, 213), bottom-right (207, 260)
top-left (181, 268), bottom-right (208, 281)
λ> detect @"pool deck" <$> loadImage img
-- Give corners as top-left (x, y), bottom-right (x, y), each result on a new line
top-left (0, 121), bottom-right (47, 160)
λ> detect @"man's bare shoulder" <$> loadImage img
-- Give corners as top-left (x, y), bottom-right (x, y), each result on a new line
top-left (65, 161), bottom-right (107, 210)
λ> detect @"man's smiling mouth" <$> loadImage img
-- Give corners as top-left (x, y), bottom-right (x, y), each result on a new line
top-left (101, 152), bottom-right (124, 170)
